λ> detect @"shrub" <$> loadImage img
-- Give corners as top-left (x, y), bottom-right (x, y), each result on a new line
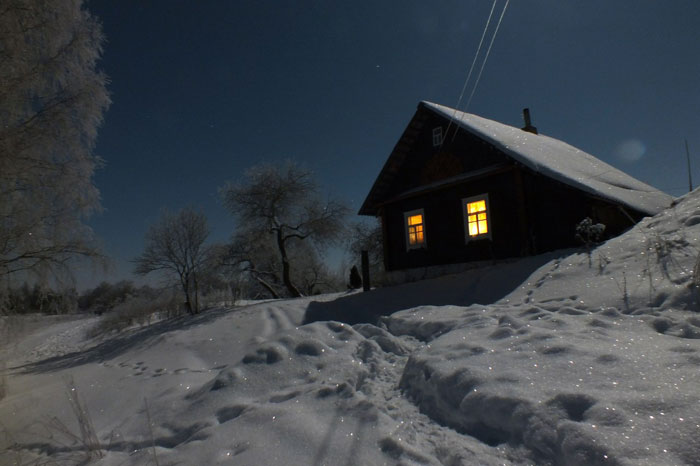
top-left (575, 217), bottom-right (605, 268)
top-left (86, 290), bottom-right (180, 337)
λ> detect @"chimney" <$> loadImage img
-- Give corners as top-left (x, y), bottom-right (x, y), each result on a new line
top-left (521, 108), bottom-right (538, 135)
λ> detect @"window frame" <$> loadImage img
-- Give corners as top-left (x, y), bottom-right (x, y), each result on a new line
top-left (404, 208), bottom-right (427, 250)
top-left (432, 126), bottom-right (443, 147)
top-left (462, 194), bottom-right (492, 242)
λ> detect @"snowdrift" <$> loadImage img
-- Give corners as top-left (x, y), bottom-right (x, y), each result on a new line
top-left (2, 190), bottom-right (700, 465)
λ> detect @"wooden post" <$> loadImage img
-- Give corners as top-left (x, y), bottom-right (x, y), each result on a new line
top-left (361, 250), bottom-right (371, 292)
top-left (686, 139), bottom-right (693, 192)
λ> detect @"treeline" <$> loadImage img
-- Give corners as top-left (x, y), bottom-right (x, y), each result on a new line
top-left (0, 162), bottom-right (386, 318)
top-left (0, 215), bottom-right (384, 317)
top-left (0, 281), bottom-right (157, 316)
top-left (0, 283), bottom-right (78, 315)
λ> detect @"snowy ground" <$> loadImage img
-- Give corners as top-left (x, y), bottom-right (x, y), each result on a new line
top-left (3, 191), bottom-right (700, 465)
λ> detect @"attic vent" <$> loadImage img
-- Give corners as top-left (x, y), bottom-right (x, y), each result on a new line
top-left (521, 108), bottom-right (538, 135)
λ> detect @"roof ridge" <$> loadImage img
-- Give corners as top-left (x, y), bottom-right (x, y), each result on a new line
top-left (420, 101), bottom-right (672, 216)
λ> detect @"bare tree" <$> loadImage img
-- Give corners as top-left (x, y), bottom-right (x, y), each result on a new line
top-left (0, 0), bottom-right (111, 282)
top-left (348, 220), bottom-right (384, 267)
top-left (133, 208), bottom-right (210, 314)
top-left (221, 163), bottom-right (349, 298)
top-left (216, 232), bottom-right (284, 299)
top-left (347, 219), bottom-right (386, 284)
top-left (290, 242), bottom-right (338, 296)
top-left (218, 231), bottom-right (339, 299)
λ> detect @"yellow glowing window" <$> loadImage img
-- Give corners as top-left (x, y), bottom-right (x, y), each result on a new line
top-left (407, 213), bottom-right (425, 245)
top-left (466, 199), bottom-right (488, 237)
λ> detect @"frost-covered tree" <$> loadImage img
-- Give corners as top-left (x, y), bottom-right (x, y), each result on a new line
top-left (78, 280), bottom-right (136, 314)
top-left (0, 0), bottom-right (111, 281)
top-left (219, 230), bottom-right (285, 299)
top-left (0, 282), bottom-right (78, 315)
top-left (218, 227), bottom-right (340, 300)
top-left (221, 163), bottom-right (349, 298)
top-left (133, 208), bottom-right (210, 314)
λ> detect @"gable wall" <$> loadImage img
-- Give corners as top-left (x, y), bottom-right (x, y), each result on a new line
top-left (382, 110), bottom-right (508, 200)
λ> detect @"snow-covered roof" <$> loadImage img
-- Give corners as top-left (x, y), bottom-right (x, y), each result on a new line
top-left (423, 101), bottom-right (673, 216)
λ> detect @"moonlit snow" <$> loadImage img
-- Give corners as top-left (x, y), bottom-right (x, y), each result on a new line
top-left (3, 190), bottom-right (700, 465)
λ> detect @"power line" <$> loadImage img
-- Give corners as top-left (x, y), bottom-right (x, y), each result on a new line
top-left (465, 0), bottom-right (510, 111)
top-left (440, 0), bottom-right (511, 151)
top-left (442, 0), bottom-right (498, 148)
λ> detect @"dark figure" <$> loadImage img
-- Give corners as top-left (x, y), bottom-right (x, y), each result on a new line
top-left (348, 265), bottom-right (362, 289)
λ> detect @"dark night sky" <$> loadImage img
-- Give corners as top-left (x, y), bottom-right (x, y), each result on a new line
top-left (80, 0), bottom-right (700, 289)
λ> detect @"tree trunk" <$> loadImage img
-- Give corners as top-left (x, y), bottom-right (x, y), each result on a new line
top-left (192, 271), bottom-right (200, 313)
top-left (180, 273), bottom-right (194, 315)
top-left (276, 229), bottom-right (302, 298)
top-left (253, 274), bottom-right (281, 299)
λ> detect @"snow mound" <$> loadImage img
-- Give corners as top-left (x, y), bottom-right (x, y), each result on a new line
top-left (387, 302), bottom-right (700, 465)
top-left (372, 189), bottom-right (700, 465)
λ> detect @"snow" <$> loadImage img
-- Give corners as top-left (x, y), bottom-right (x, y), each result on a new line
top-left (3, 190), bottom-right (700, 465)
top-left (423, 101), bottom-right (674, 216)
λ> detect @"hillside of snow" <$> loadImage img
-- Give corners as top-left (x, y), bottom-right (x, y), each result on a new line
top-left (3, 190), bottom-right (700, 465)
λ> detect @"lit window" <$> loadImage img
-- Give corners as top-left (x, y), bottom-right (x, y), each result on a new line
top-left (408, 214), bottom-right (424, 244)
top-left (463, 194), bottom-right (491, 241)
top-left (432, 127), bottom-right (443, 147)
top-left (404, 209), bottom-right (426, 249)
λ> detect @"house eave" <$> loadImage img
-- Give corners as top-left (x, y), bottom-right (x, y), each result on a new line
top-left (359, 105), bottom-right (430, 216)
top-left (372, 163), bottom-right (511, 210)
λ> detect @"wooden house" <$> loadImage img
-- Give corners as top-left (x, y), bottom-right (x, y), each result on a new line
top-left (359, 101), bottom-right (673, 272)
